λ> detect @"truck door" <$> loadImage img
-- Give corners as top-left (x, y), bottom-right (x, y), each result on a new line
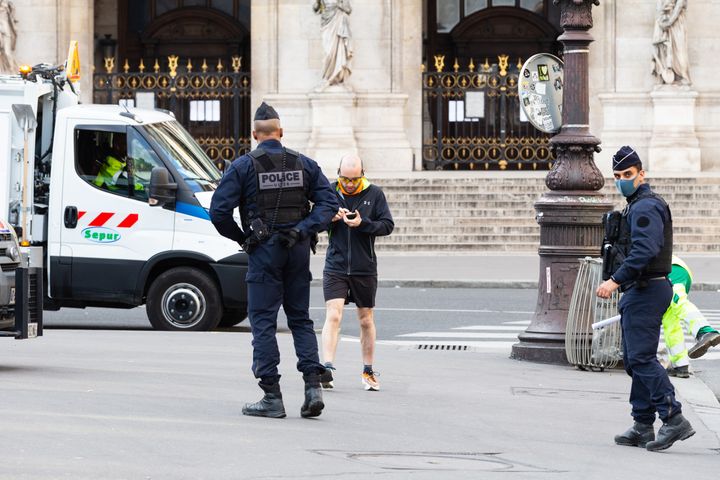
top-left (58, 125), bottom-right (175, 303)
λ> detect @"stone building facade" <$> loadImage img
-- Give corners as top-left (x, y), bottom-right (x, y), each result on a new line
top-left (9, 0), bottom-right (720, 173)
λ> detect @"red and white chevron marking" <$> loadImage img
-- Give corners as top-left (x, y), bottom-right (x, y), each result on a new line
top-left (78, 211), bottom-right (139, 228)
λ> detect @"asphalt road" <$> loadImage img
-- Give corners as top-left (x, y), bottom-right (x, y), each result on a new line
top-left (4, 287), bottom-right (720, 478)
top-left (43, 287), bottom-right (539, 337)
top-left (43, 286), bottom-right (720, 399)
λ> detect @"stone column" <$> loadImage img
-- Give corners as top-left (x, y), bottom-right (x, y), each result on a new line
top-left (648, 86), bottom-right (701, 171)
top-left (511, 0), bottom-right (613, 364)
top-left (307, 86), bottom-right (359, 166)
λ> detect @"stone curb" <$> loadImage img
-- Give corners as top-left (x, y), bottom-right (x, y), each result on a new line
top-left (311, 279), bottom-right (720, 290)
top-left (674, 374), bottom-right (720, 443)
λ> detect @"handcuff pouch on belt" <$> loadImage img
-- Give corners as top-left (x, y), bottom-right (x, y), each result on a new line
top-left (242, 218), bottom-right (271, 254)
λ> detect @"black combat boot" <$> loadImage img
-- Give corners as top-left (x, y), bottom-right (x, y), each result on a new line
top-left (646, 413), bottom-right (695, 452)
top-left (300, 373), bottom-right (325, 418)
top-left (666, 365), bottom-right (690, 378)
top-left (688, 331), bottom-right (720, 359)
top-left (614, 422), bottom-right (655, 448)
top-left (242, 381), bottom-right (286, 419)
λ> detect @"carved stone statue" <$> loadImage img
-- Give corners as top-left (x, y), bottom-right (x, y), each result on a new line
top-left (312, 0), bottom-right (353, 87)
top-left (0, 0), bottom-right (17, 74)
top-left (652, 0), bottom-right (691, 86)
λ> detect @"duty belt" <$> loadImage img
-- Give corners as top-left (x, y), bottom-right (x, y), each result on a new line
top-left (620, 276), bottom-right (668, 293)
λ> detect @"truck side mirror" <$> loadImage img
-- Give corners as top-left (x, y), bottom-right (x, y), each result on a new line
top-left (149, 167), bottom-right (177, 207)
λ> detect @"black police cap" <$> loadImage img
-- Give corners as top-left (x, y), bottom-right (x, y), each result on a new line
top-left (254, 102), bottom-right (280, 121)
top-left (612, 146), bottom-right (642, 171)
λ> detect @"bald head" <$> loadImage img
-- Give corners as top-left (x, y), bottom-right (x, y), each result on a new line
top-left (253, 119), bottom-right (282, 143)
top-left (338, 154), bottom-right (363, 178)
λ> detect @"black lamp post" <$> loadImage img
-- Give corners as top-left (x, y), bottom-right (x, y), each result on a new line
top-left (511, 0), bottom-right (613, 364)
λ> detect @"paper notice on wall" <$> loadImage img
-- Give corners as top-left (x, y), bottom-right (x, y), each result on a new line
top-left (546, 267), bottom-right (552, 294)
top-left (520, 105), bottom-right (528, 122)
top-left (465, 91), bottom-right (485, 118)
top-left (136, 92), bottom-right (155, 110)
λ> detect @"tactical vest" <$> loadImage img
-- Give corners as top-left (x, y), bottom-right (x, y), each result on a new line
top-left (244, 147), bottom-right (310, 228)
top-left (604, 188), bottom-right (673, 280)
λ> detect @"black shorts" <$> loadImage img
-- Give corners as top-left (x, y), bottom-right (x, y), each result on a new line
top-left (323, 272), bottom-right (378, 308)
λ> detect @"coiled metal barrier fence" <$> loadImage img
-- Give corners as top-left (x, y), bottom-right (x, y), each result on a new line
top-left (565, 257), bottom-right (623, 370)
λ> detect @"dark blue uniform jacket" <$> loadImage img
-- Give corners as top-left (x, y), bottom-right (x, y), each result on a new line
top-left (209, 139), bottom-right (338, 242)
top-left (612, 183), bottom-right (670, 285)
top-left (324, 183), bottom-right (394, 276)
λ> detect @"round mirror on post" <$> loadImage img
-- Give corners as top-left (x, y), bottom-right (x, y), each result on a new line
top-left (518, 53), bottom-right (563, 134)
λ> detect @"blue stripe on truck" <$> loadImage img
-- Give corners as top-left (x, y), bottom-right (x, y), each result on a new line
top-left (176, 201), bottom-right (211, 220)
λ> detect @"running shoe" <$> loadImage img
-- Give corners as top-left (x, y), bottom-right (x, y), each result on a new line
top-left (362, 371), bottom-right (380, 391)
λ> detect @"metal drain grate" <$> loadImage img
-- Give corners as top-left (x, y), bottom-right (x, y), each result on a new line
top-left (416, 344), bottom-right (468, 351)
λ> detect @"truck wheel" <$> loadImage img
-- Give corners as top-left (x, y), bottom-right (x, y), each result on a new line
top-left (218, 307), bottom-right (248, 328)
top-left (146, 267), bottom-right (222, 331)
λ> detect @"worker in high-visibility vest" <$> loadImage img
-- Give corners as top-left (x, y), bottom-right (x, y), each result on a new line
top-left (663, 256), bottom-right (720, 378)
top-left (94, 134), bottom-right (143, 192)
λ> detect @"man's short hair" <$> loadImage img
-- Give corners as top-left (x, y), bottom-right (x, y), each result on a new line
top-left (253, 119), bottom-right (281, 136)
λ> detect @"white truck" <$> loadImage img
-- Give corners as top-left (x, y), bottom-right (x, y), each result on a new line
top-left (0, 60), bottom-right (248, 331)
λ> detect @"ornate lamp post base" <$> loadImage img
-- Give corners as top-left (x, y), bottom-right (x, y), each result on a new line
top-left (511, 191), bottom-right (613, 364)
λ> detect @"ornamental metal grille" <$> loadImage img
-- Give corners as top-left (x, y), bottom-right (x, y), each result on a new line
top-left (93, 56), bottom-right (251, 169)
top-left (422, 55), bottom-right (555, 171)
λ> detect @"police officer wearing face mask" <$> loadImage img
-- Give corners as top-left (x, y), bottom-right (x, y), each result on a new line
top-left (597, 146), bottom-right (695, 451)
top-left (209, 102), bottom-right (339, 419)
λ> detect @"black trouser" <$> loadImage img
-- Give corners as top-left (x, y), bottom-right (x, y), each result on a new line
top-left (246, 235), bottom-right (324, 382)
top-left (620, 278), bottom-right (681, 424)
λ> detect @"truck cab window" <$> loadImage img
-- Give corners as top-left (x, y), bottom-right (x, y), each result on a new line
top-left (75, 128), bottom-right (164, 201)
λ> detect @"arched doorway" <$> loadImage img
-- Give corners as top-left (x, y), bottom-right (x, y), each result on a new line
top-left (94, 0), bottom-right (252, 165)
top-left (423, 1), bottom-right (562, 170)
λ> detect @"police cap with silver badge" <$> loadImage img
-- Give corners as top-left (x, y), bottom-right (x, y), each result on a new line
top-left (612, 146), bottom-right (642, 171)
top-left (254, 102), bottom-right (280, 121)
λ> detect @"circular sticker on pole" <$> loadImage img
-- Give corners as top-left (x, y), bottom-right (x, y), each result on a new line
top-left (518, 53), bottom-right (563, 134)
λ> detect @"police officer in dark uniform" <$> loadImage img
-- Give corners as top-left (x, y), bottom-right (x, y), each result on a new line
top-left (209, 102), bottom-right (339, 419)
top-left (597, 146), bottom-right (695, 451)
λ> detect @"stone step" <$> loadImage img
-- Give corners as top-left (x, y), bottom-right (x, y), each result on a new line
top-left (387, 208), bottom-right (720, 218)
top-left (327, 176), bottom-right (720, 253)
top-left (388, 209), bottom-right (536, 217)
top-left (378, 183), bottom-right (720, 192)
top-left (385, 198), bottom-right (719, 209)
top-left (389, 216), bottom-right (720, 226)
top-left (315, 242), bottom-right (720, 253)
top-left (385, 224), bottom-right (720, 235)
top-left (383, 190), bottom-right (720, 199)
top-left (316, 242), bottom-right (542, 252)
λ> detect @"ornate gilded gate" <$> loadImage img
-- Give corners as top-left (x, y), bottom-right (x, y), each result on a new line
top-left (93, 56), bottom-right (251, 168)
top-left (422, 55), bottom-right (554, 171)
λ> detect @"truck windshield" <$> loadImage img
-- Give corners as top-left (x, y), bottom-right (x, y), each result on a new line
top-left (140, 121), bottom-right (221, 191)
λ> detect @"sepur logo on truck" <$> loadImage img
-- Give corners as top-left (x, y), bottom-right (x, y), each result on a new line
top-left (82, 227), bottom-right (121, 243)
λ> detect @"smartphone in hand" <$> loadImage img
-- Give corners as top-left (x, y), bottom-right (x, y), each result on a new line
top-left (345, 211), bottom-right (357, 220)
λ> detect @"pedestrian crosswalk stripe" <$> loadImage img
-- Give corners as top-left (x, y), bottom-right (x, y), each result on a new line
top-left (398, 332), bottom-right (520, 339)
top-left (452, 325), bottom-right (527, 331)
top-left (310, 307), bottom-right (534, 314)
top-left (381, 340), bottom-right (517, 350)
